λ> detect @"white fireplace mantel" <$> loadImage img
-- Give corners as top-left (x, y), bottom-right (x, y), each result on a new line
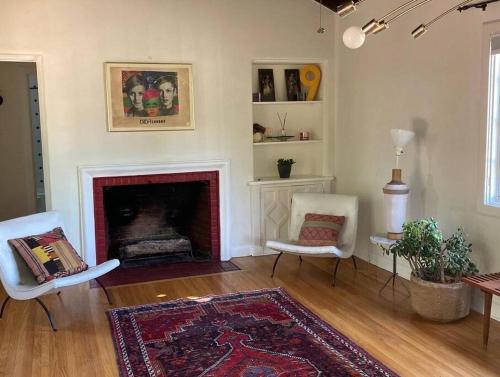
top-left (78, 160), bottom-right (231, 266)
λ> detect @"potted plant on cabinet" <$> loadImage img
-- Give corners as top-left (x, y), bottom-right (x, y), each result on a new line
top-left (385, 218), bottom-right (478, 322)
top-left (277, 158), bottom-right (295, 179)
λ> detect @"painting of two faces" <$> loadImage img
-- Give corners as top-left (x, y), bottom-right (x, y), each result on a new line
top-left (122, 71), bottom-right (179, 118)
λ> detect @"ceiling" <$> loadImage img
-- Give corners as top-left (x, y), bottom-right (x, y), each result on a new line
top-left (313, 0), bottom-right (344, 12)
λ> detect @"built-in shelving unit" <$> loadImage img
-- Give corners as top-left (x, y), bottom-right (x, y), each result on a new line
top-left (251, 59), bottom-right (328, 180)
top-left (248, 59), bottom-right (332, 255)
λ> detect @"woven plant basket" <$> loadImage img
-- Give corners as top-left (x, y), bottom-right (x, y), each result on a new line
top-left (410, 274), bottom-right (472, 322)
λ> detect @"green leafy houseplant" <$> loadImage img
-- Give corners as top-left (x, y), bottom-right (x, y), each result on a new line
top-left (277, 158), bottom-right (296, 166)
top-left (385, 218), bottom-right (477, 283)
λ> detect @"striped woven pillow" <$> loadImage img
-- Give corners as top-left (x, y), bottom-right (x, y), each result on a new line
top-left (8, 227), bottom-right (88, 284)
top-left (298, 213), bottom-right (345, 247)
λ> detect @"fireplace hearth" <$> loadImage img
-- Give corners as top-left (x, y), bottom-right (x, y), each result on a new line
top-left (78, 160), bottom-right (232, 285)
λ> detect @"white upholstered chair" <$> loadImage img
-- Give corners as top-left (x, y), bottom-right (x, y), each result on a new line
top-left (0, 211), bottom-right (119, 331)
top-left (266, 193), bottom-right (359, 286)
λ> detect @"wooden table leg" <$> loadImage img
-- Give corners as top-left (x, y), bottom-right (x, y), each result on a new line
top-left (483, 291), bottom-right (493, 347)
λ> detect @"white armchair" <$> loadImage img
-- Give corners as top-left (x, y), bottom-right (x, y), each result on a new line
top-left (266, 193), bottom-right (359, 286)
top-left (0, 211), bottom-right (119, 331)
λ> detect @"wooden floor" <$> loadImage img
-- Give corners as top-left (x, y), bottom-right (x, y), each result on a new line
top-left (0, 255), bottom-right (499, 376)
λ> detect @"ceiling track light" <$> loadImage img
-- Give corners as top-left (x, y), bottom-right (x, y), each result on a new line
top-left (362, 0), bottom-right (433, 36)
top-left (343, 0), bottom-right (433, 48)
top-left (412, 0), bottom-right (474, 39)
top-left (341, 0), bottom-right (500, 49)
top-left (336, 0), bottom-right (368, 18)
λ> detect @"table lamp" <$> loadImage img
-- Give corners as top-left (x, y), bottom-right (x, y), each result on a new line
top-left (383, 129), bottom-right (415, 240)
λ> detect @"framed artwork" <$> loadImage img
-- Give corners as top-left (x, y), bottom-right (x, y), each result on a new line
top-left (258, 69), bottom-right (275, 102)
top-left (284, 69), bottom-right (301, 101)
top-left (104, 63), bottom-right (194, 131)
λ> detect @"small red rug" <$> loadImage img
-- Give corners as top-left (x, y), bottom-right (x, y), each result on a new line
top-left (107, 288), bottom-right (398, 376)
top-left (93, 261), bottom-right (239, 287)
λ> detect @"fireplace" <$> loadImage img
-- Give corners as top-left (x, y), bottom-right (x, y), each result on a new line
top-left (78, 161), bottom-right (232, 286)
top-left (93, 171), bottom-right (220, 266)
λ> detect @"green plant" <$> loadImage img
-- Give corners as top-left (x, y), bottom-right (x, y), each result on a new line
top-left (384, 218), bottom-right (477, 283)
top-left (277, 158), bottom-right (296, 166)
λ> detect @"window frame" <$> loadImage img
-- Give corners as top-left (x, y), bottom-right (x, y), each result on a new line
top-left (479, 21), bottom-right (500, 216)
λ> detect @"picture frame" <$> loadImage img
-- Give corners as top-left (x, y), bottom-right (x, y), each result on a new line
top-left (104, 63), bottom-right (194, 132)
top-left (258, 69), bottom-right (275, 102)
top-left (284, 69), bottom-right (301, 101)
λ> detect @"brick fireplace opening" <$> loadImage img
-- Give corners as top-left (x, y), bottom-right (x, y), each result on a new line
top-left (91, 170), bottom-right (236, 286)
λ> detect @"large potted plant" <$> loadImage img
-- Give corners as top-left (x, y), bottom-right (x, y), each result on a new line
top-left (385, 218), bottom-right (478, 322)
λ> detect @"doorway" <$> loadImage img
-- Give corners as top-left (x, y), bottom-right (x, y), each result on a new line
top-left (0, 61), bottom-right (46, 221)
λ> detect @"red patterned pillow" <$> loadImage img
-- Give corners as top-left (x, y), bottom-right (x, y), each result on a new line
top-left (298, 213), bottom-right (345, 246)
top-left (8, 227), bottom-right (88, 284)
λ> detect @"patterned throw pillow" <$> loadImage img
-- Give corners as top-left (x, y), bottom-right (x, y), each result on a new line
top-left (8, 227), bottom-right (88, 284)
top-left (298, 213), bottom-right (346, 247)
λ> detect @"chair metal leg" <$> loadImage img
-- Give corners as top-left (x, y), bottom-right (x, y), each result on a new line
top-left (299, 256), bottom-right (303, 263)
top-left (332, 258), bottom-right (342, 286)
top-left (95, 278), bottom-right (113, 305)
top-left (34, 298), bottom-right (57, 331)
top-left (0, 296), bottom-right (10, 318)
top-left (271, 252), bottom-right (283, 278)
top-left (351, 256), bottom-right (358, 270)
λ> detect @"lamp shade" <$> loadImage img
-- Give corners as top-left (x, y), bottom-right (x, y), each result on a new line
top-left (343, 26), bottom-right (366, 49)
top-left (390, 129), bottom-right (415, 149)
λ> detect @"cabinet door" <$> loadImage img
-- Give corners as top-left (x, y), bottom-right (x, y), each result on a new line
top-left (261, 183), bottom-right (326, 254)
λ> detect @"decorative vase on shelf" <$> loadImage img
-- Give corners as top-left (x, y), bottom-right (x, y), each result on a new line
top-left (383, 129), bottom-right (415, 240)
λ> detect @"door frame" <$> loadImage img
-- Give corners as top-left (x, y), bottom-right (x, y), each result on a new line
top-left (0, 54), bottom-right (51, 210)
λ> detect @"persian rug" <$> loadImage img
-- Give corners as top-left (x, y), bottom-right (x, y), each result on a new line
top-left (107, 288), bottom-right (398, 377)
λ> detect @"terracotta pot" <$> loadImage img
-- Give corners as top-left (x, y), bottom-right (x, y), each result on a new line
top-left (410, 274), bottom-right (471, 322)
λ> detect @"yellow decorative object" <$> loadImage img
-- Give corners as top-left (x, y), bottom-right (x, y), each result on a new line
top-left (300, 65), bottom-right (321, 101)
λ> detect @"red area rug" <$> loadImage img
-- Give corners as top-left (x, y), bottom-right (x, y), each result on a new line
top-left (107, 288), bottom-right (398, 376)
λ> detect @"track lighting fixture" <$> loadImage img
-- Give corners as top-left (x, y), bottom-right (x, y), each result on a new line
top-left (338, 0), bottom-right (500, 49)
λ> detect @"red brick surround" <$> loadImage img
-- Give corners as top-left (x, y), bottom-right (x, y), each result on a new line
top-left (93, 171), bottom-right (220, 265)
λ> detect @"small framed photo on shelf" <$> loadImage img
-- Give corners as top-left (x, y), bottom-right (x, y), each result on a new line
top-left (258, 69), bottom-right (275, 102)
top-left (104, 62), bottom-right (194, 132)
top-left (284, 69), bottom-right (301, 101)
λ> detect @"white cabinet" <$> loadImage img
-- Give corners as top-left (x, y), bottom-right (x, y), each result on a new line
top-left (248, 176), bottom-right (334, 255)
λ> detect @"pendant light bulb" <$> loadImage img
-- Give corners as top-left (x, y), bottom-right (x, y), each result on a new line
top-left (343, 26), bottom-right (366, 49)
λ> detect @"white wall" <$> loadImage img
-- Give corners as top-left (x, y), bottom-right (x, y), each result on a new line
top-left (335, 1), bottom-right (500, 319)
top-left (0, 62), bottom-right (37, 220)
top-left (0, 0), bottom-right (336, 257)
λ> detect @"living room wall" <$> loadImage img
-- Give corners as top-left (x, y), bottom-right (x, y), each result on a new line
top-left (0, 0), bottom-right (336, 257)
top-left (335, 1), bottom-right (500, 319)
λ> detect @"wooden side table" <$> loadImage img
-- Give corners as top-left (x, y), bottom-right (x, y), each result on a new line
top-left (463, 272), bottom-right (500, 347)
top-left (369, 235), bottom-right (397, 293)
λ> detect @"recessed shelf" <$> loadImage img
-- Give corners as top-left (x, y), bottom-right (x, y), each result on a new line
top-left (252, 101), bottom-right (322, 105)
top-left (253, 139), bottom-right (322, 146)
